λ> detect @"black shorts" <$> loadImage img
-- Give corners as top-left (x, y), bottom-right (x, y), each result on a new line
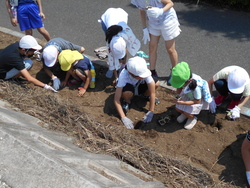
top-left (246, 130), bottom-right (250, 142)
top-left (122, 77), bottom-right (158, 95)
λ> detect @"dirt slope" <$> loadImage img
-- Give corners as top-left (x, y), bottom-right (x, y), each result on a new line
top-left (0, 31), bottom-right (249, 187)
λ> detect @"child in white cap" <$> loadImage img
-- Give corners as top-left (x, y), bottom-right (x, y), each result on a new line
top-left (0, 35), bottom-right (56, 92)
top-left (114, 56), bottom-right (159, 129)
top-left (208, 65), bottom-right (250, 120)
top-left (100, 8), bottom-right (141, 86)
top-left (42, 38), bottom-right (85, 91)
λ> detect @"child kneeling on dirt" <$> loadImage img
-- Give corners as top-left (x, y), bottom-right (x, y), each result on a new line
top-left (114, 56), bottom-right (160, 129)
top-left (170, 62), bottom-right (215, 130)
top-left (58, 50), bottom-right (95, 97)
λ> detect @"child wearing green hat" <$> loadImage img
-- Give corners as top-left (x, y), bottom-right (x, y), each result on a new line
top-left (170, 62), bottom-right (214, 129)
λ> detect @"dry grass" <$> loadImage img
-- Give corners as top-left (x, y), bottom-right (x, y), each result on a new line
top-left (0, 79), bottom-right (238, 188)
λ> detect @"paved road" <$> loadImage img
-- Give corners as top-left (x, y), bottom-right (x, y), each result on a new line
top-left (0, 0), bottom-right (250, 104)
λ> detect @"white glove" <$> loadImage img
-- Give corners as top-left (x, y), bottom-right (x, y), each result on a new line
top-left (209, 97), bottom-right (216, 113)
top-left (121, 117), bottom-right (134, 129)
top-left (52, 77), bottom-right (61, 90)
top-left (44, 84), bottom-right (58, 93)
top-left (143, 111), bottom-right (154, 123)
top-left (146, 7), bottom-right (164, 19)
top-left (230, 106), bottom-right (241, 120)
top-left (142, 28), bottom-right (150, 45)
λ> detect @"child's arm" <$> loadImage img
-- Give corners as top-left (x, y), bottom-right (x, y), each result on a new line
top-left (61, 71), bottom-right (71, 86)
top-left (112, 69), bottom-right (118, 86)
top-left (176, 98), bottom-right (201, 105)
top-left (36, 0), bottom-right (45, 20)
top-left (5, 0), bottom-right (18, 26)
top-left (78, 70), bottom-right (90, 97)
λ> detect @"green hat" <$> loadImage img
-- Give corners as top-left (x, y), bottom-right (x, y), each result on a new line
top-left (170, 62), bottom-right (191, 88)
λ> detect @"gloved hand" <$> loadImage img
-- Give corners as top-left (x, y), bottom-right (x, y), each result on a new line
top-left (52, 77), bottom-right (61, 90)
top-left (146, 7), bottom-right (164, 19)
top-left (142, 28), bottom-right (150, 45)
top-left (209, 97), bottom-right (216, 113)
top-left (121, 117), bottom-right (134, 129)
top-left (228, 106), bottom-right (241, 120)
top-left (44, 84), bottom-right (58, 93)
top-left (143, 111), bottom-right (154, 123)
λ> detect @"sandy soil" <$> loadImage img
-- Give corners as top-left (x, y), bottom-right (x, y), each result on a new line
top-left (0, 31), bottom-right (249, 188)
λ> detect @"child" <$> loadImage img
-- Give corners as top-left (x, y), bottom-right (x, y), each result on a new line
top-left (58, 50), bottom-right (94, 97)
top-left (114, 56), bottom-right (160, 129)
top-left (208, 65), bottom-right (250, 120)
top-left (170, 62), bottom-right (213, 129)
top-left (100, 8), bottom-right (141, 86)
top-left (42, 37), bottom-right (85, 90)
top-left (6, 0), bottom-right (51, 41)
top-left (131, 0), bottom-right (181, 81)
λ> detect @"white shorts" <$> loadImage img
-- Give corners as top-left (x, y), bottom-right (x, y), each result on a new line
top-left (148, 18), bottom-right (181, 41)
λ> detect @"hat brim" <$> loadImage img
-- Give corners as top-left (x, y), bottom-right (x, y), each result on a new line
top-left (170, 78), bottom-right (185, 88)
top-left (44, 58), bottom-right (56, 67)
top-left (138, 69), bottom-right (151, 78)
top-left (228, 84), bottom-right (244, 94)
top-left (31, 44), bottom-right (42, 50)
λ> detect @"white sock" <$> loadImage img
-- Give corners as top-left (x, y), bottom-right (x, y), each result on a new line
top-left (246, 171), bottom-right (250, 185)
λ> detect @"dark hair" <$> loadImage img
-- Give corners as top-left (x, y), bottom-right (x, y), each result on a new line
top-left (187, 71), bottom-right (197, 90)
top-left (105, 25), bottom-right (123, 44)
top-left (188, 79), bottom-right (197, 90)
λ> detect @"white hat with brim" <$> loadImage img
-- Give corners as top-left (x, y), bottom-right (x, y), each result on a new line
top-left (110, 36), bottom-right (126, 59)
top-left (126, 56), bottom-right (151, 78)
top-left (43, 45), bottom-right (58, 67)
top-left (228, 67), bottom-right (249, 94)
top-left (19, 35), bottom-right (42, 50)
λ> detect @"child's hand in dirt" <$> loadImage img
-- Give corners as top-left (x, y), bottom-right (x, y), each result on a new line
top-left (78, 88), bottom-right (86, 97)
top-left (61, 80), bottom-right (67, 87)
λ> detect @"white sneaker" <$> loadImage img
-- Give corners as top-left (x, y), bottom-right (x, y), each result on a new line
top-left (184, 117), bottom-right (197, 130)
top-left (177, 113), bottom-right (188, 123)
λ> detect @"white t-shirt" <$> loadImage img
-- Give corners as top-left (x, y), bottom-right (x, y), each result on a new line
top-left (117, 68), bottom-right (153, 88)
top-left (213, 65), bottom-right (250, 96)
top-left (101, 8), bottom-right (128, 28)
top-left (131, 0), bottom-right (179, 26)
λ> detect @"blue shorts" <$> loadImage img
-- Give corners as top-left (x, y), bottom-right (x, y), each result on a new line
top-left (17, 2), bottom-right (44, 31)
top-left (5, 59), bottom-right (33, 80)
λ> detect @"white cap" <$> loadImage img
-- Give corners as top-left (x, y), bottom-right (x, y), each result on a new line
top-left (126, 56), bottom-right (151, 78)
top-left (228, 67), bottom-right (249, 94)
top-left (110, 36), bottom-right (126, 59)
top-left (19, 35), bottom-right (42, 50)
top-left (43, 45), bottom-right (58, 67)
